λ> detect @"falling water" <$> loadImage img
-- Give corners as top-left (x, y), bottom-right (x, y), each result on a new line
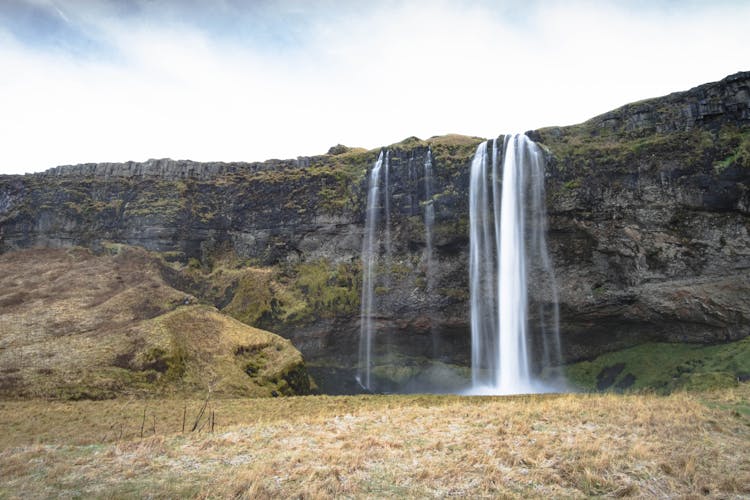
top-left (469, 134), bottom-right (562, 395)
top-left (469, 141), bottom-right (498, 387)
top-left (423, 148), bottom-right (439, 357)
top-left (357, 151), bottom-right (385, 390)
top-left (423, 148), bottom-right (435, 291)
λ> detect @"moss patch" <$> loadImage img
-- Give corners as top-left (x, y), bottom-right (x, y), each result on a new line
top-left (172, 251), bottom-right (361, 329)
top-left (285, 260), bottom-right (360, 322)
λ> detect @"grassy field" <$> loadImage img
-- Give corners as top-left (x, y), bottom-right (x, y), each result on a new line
top-left (1, 384), bottom-right (748, 498)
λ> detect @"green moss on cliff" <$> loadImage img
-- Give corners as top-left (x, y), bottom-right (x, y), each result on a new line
top-left (177, 251), bottom-right (360, 329)
top-left (714, 126), bottom-right (750, 171)
top-left (289, 260), bottom-right (361, 321)
top-left (220, 271), bottom-right (307, 327)
top-left (388, 136), bottom-right (428, 153)
top-left (243, 149), bottom-right (371, 216)
top-left (427, 135), bottom-right (484, 180)
top-left (125, 180), bottom-right (186, 218)
top-left (312, 155), bottom-right (368, 214)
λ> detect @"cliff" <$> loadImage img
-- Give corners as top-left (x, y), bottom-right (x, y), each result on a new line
top-left (1, 71), bottom-right (748, 393)
top-left (535, 71), bottom-right (750, 358)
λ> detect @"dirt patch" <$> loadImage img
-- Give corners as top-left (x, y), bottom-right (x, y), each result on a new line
top-left (112, 352), bottom-right (135, 369)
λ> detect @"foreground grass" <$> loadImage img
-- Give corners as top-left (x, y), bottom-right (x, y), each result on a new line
top-left (1, 385), bottom-right (749, 498)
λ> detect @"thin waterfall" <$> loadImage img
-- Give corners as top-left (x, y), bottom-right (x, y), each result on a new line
top-left (357, 151), bottom-right (385, 390)
top-left (524, 141), bottom-right (562, 375)
top-left (423, 148), bottom-right (435, 292)
top-left (423, 148), bottom-right (438, 357)
top-left (469, 133), bottom-right (563, 394)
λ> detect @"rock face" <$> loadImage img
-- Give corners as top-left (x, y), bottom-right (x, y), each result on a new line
top-left (1, 72), bottom-right (749, 392)
top-left (535, 71), bottom-right (750, 360)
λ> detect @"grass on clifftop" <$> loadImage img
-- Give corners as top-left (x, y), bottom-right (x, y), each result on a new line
top-left (0, 385), bottom-right (748, 498)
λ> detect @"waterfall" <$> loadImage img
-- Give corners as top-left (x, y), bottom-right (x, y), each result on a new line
top-left (469, 141), bottom-right (498, 387)
top-left (423, 148), bottom-right (435, 291)
top-left (469, 134), bottom-right (562, 395)
top-left (423, 148), bottom-right (439, 357)
top-left (357, 151), bottom-right (385, 390)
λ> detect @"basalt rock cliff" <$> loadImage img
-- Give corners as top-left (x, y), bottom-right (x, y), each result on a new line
top-left (1, 71), bottom-right (749, 393)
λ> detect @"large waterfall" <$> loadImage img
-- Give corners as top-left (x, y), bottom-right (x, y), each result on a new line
top-left (469, 134), bottom-right (562, 395)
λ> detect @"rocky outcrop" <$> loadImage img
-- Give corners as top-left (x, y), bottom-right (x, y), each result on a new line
top-left (1, 72), bottom-right (749, 392)
top-left (579, 71), bottom-right (750, 135)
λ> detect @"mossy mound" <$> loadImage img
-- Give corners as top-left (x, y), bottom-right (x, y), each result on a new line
top-left (565, 336), bottom-right (750, 394)
top-left (147, 305), bottom-right (309, 396)
top-left (0, 247), bottom-right (310, 399)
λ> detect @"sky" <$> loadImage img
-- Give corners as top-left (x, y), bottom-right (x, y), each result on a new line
top-left (0, 0), bottom-right (748, 174)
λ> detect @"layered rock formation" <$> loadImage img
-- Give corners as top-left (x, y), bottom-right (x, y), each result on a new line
top-left (1, 71), bottom-right (748, 393)
top-left (535, 71), bottom-right (750, 360)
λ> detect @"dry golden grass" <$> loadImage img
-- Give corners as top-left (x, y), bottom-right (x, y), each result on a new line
top-left (1, 384), bottom-right (748, 498)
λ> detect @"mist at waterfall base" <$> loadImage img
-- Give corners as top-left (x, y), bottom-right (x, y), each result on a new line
top-left (357, 134), bottom-right (566, 396)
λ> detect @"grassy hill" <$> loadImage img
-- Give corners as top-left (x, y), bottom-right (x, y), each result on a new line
top-left (0, 246), bottom-right (310, 399)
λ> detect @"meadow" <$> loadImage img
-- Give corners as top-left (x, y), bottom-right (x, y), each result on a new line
top-left (1, 384), bottom-right (748, 498)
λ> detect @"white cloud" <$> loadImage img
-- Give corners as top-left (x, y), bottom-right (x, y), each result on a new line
top-left (0, 0), bottom-right (748, 174)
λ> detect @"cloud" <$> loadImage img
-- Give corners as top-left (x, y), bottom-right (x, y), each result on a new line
top-left (0, 0), bottom-right (748, 174)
